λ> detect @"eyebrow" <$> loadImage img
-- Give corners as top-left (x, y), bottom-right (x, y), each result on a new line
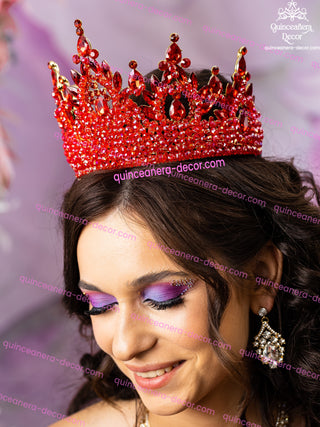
top-left (78, 270), bottom-right (189, 292)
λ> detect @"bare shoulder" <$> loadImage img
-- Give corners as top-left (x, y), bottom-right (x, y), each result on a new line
top-left (48, 398), bottom-right (137, 427)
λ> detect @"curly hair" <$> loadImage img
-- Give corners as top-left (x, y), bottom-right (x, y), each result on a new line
top-left (58, 70), bottom-right (320, 426)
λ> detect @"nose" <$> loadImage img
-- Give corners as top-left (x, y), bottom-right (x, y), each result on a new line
top-left (111, 308), bottom-right (157, 361)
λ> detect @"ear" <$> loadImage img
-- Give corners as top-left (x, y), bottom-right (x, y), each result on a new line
top-left (250, 241), bottom-right (283, 315)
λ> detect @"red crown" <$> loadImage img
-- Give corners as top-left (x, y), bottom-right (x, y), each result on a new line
top-left (48, 19), bottom-right (263, 178)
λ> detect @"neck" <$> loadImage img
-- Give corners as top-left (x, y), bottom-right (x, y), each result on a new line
top-left (146, 379), bottom-right (262, 427)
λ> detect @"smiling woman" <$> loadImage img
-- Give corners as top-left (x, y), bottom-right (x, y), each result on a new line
top-left (47, 20), bottom-right (320, 427)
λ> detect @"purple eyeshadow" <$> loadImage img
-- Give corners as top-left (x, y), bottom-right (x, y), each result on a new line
top-left (85, 291), bottom-right (117, 308)
top-left (142, 282), bottom-right (192, 302)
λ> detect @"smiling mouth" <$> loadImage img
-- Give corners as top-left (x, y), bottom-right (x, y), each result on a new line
top-left (136, 361), bottom-right (184, 379)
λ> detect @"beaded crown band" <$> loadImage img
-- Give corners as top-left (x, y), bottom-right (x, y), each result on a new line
top-left (48, 19), bottom-right (263, 178)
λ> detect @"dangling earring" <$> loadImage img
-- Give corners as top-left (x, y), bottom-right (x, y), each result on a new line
top-left (253, 307), bottom-right (286, 369)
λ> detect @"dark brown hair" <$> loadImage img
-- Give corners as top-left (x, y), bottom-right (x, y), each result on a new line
top-left (59, 70), bottom-right (320, 426)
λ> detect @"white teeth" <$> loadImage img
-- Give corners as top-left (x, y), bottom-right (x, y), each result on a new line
top-left (136, 363), bottom-right (179, 378)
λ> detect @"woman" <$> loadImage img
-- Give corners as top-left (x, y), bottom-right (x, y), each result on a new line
top-left (49, 20), bottom-right (320, 427)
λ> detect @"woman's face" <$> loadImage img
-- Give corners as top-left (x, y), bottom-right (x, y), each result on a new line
top-left (77, 209), bottom-right (252, 416)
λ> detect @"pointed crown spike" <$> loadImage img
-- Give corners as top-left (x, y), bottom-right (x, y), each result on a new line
top-left (48, 19), bottom-right (263, 178)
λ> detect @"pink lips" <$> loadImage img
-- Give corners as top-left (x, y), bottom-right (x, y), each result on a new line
top-left (126, 360), bottom-right (185, 390)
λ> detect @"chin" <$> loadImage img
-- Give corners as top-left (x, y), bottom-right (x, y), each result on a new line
top-left (143, 399), bottom-right (189, 416)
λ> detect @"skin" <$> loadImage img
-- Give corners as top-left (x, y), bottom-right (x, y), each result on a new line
top-left (50, 208), bottom-right (285, 427)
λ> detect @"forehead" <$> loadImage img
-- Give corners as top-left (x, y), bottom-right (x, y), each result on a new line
top-left (77, 209), bottom-right (182, 291)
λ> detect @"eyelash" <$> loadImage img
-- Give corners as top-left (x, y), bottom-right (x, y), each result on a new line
top-left (84, 279), bottom-right (191, 316)
top-left (145, 295), bottom-right (185, 311)
top-left (85, 302), bottom-right (117, 316)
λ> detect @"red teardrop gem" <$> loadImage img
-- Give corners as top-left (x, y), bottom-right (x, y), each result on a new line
top-left (113, 71), bottom-right (122, 92)
top-left (238, 56), bottom-right (246, 75)
top-left (66, 86), bottom-right (78, 97)
top-left (70, 70), bottom-right (81, 85)
top-left (169, 99), bottom-right (186, 120)
top-left (166, 43), bottom-right (182, 63)
top-left (209, 75), bottom-right (223, 93)
top-left (89, 58), bottom-right (99, 73)
top-left (102, 61), bottom-right (112, 80)
top-left (77, 36), bottom-right (91, 57)
top-left (128, 69), bottom-right (144, 93)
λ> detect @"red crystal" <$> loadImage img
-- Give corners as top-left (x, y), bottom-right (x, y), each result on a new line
top-left (166, 43), bottom-right (182, 63)
top-left (77, 36), bottom-right (91, 57)
top-left (72, 55), bottom-right (80, 64)
top-left (129, 60), bottom-right (137, 69)
top-left (102, 61), bottom-right (112, 80)
top-left (169, 99), bottom-right (186, 120)
top-left (95, 96), bottom-right (109, 115)
top-left (181, 58), bottom-right (191, 68)
top-left (74, 19), bottom-right (82, 28)
top-left (70, 69), bottom-right (81, 85)
top-left (90, 49), bottom-right (99, 59)
top-left (89, 58), bottom-right (99, 73)
top-left (113, 71), bottom-right (122, 92)
top-left (76, 28), bottom-right (84, 36)
top-left (158, 60), bottom-right (167, 71)
top-left (128, 69), bottom-right (144, 95)
top-left (170, 33), bottom-right (179, 42)
top-left (237, 56), bottom-right (246, 76)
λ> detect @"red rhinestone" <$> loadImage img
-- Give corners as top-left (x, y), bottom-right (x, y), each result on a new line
top-left (170, 33), bottom-right (179, 42)
top-left (237, 56), bottom-right (246, 75)
top-left (90, 49), bottom-right (99, 59)
top-left (76, 28), bottom-right (84, 36)
top-left (70, 69), bottom-right (81, 84)
top-left (113, 71), bottom-right (122, 92)
top-left (74, 19), bottom-right (82, 28)
top-left (181, 58), bottom-right (191, 68)
top-left (169, 99), bottom-right (186, 120)
top-left (158, 60), bottom-right (167, 71)
top-left (166, 43), bottom-right (182, 63)
top-left (72, 55), bottom-right (80, 64)
top-left (77, 36), bottom-right (91, 57)
top-left (129, 60), bottom-right (137, 69)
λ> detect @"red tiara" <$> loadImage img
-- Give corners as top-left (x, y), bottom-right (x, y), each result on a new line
top-left (48, 19), bottom-right (263, 178)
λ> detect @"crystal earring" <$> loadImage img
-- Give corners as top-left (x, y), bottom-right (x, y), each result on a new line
top-left (253, 307), bottom-right (285, 369)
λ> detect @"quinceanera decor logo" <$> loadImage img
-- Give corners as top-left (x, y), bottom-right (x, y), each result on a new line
top-left (267, 0), bottom-right (319, 50)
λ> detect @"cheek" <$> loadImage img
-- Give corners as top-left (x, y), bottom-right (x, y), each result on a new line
top-left (91, 318), bottom-right (114, 351)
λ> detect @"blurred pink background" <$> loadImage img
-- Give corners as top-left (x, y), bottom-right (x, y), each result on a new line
top-left (0, 0), bottom-right (319, 425)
